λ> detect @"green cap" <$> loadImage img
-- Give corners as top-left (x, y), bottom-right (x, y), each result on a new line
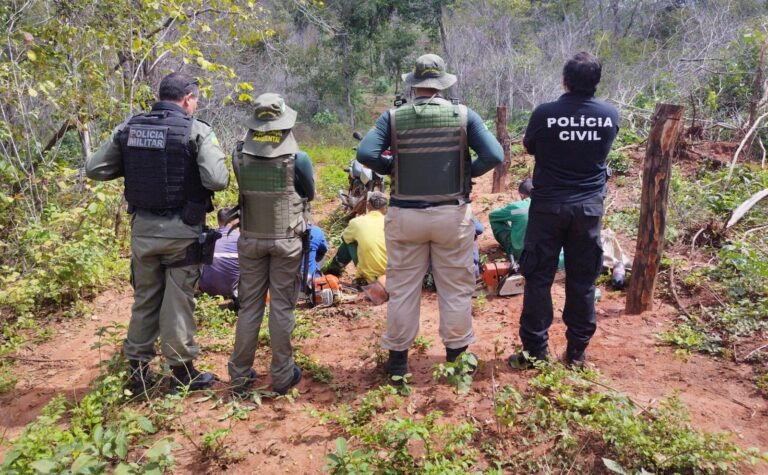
top-left (402, 54), bottom-right (457, 90)
top-left (244, 93), bottom-right (297, 132)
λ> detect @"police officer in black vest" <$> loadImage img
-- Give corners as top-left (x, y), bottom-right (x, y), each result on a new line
top-left (508, 52), bottom-right (619, 369)
top-left (87, 72), bottom-right (229, 393)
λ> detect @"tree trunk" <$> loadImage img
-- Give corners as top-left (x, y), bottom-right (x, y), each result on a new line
top-left (492, 106), bottom-right (511, 193)
top-left (437, 5), bottom-right (452, 69)
top-left (79, 121), bottom-right (93, 159)
top-left (626, 103), bottom-right (685, 315)
top-left (341, 34), bottom-right (355, 128)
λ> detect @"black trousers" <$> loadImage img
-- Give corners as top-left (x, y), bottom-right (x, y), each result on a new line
top-left (518, 199), bottom-right (603, 357)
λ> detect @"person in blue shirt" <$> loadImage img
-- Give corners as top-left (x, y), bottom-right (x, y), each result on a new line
top-left (300, 224), bottom-right (328, 291)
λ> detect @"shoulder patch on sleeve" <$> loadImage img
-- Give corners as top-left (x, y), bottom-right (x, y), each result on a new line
top-left (210, 133), bottom-right (220, 146)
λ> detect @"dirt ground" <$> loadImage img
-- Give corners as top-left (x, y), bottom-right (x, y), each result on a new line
top-left (1, 155), bottom-right (766, 473)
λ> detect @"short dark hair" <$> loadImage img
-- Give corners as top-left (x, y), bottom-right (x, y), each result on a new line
top-left (158, 72), bottom-right (199, 101)
top-left (217, 207), bottom-right (231, 225)
top-left (518, 178), bottom-right (533, 197)
top-left (563, 52), bottom-right (602, 96)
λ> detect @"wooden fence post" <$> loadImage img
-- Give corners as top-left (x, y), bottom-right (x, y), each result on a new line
top-left (625, 103), bottom-right (685, 314)
top-left (492, 106), bottom-right (511, 193)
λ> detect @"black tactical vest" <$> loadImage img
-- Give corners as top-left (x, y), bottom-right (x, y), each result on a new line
top-left (118, 104), bottom-right (212, 215)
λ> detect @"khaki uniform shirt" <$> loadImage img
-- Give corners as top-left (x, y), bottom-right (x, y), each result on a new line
top-left (86, 113), bottom-right (229, 238)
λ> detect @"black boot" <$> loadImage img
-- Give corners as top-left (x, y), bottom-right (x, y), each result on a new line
top-left (170, 363), bottom-right (216, 393)
top-left (231, 368), bottom-right (258, 398)
top-left (274, 365), bottom-right (302, 395)
top-left (127, 360), bottom-right (157, 396)
top-left (446, 346), bottom-right (478, 375)
top-left (564, 345), bottom-right (587, 369)
top-left (507, 349), bottom-right (548, 370)
top-left (384, 350), bottom-right (408, 378)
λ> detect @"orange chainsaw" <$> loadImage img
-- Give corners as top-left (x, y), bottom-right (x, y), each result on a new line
top-left (481, 256), bottom-right (525, 297)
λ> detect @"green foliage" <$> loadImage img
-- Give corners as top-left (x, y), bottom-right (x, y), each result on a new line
top-left (312, 109), bottom-right (341, 127)
top-left (604, 207), bottom-right (640, 238)
top-left (0, 177), bottom-right (127, 318)
top-left (412, 335), bottom-right (433, 354)
top-left (666, 164), bottom-right (767, 243)
top-left (432, 352), bottom-right (477, 394)
top-left (492, 363), bottom-right (767, 473)
top-left (0, 168), bottom-right (128, 393)
top-left (324, 437), bottom-right (373, 474)
top-left (710, 240), bottom-right (768, 301)
top-left (708, 29), bottom-right (766, 117)
top-left (295, 350), bottom-right (334, 384)
top-left (198, 427), bottom-right (238, 465)
top-left (613, 128), bottom-right (643, 148)
top-left (659, 322), bottom-right (720, 356)
top-left (195, 293), bottom-right (237, 348)
top-left (318, 386), bottom-right (479, 474)
top-left (1, 351), bottom-right (175, 474)
top-left (304, 145), bottom-right (355, 203)
top-left (321, 205), bottom-right (355, 249)
top-left (661, 164), bottom-right (767, 355)
top-left (389, 373), bottom-right (413, 396)
top-left (606, 150), bottom-right (632, 175)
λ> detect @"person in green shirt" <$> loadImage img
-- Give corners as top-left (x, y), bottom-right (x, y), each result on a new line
top-left (324, 191), bottom-right (388, 284)
top-left (86, 72), bottom-right (230, 395)
top-left (489, 178), bottom-right (564, 268)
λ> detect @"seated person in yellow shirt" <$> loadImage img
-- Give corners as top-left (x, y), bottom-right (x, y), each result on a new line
top-left (324, 191), bottom-right (388, 284)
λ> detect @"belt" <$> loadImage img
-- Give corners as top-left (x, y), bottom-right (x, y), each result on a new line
top-left (128, 205), bottom-right (183, 216)
top-left (429, 200), bottom-right (461, 207)
top-left (390, 198), bottom-right (464, 209)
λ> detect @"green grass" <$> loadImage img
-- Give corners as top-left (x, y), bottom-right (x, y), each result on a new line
top-left (303, 145), bottom-right (355, 203)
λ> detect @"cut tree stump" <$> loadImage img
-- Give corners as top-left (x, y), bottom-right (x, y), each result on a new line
top-left (492, 106), bottom-right (511, 193)
top-left (626, 103), bottom-right (685, 315)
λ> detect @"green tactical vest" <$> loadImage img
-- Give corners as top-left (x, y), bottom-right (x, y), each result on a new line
top-left (389, 97), bottom-right (469, 203)
top-left (235, 147), bottom-right (306, 239)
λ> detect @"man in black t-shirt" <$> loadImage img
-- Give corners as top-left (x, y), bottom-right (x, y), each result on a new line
top-left (509, 52), bottom-right (619, 369)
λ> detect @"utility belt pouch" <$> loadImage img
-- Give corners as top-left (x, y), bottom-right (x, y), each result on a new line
top-left (181, 200), bottom-right (207, 226)
top-left (199, 227), bottom-right (222, 265)
top-left (167, 227), bottom-right (221, 268)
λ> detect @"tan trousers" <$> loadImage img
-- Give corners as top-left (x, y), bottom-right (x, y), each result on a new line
top-left (124, 236), bottom-right (200, 366)
top-left (381, 204), bottom-right (476, 351)
top-left (228, 236), bottom-right (302, 389)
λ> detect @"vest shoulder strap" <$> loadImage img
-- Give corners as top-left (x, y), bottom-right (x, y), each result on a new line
top-left (388, 108), bottom-right (399, 156)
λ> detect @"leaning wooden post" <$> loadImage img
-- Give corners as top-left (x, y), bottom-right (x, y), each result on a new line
top-left (492, 106), bottom-right (511, 193)
top-left (625, 103), bottom-right (685, 314)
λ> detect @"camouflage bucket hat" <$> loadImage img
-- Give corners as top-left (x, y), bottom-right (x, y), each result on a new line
top-left (402, 54), bottom-right (457, 90)
top-left (244, 93), bottom-right (297, 132)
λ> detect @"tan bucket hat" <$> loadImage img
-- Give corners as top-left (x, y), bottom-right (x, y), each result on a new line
top-left (243, 93), bottom-right (299, 157)
top-left (402, 54), bottom-right (457, 90)
top-left (244, 93), bottom-right (297, 131)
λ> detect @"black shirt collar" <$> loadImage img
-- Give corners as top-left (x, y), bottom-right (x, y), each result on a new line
top-left (559, 92), bottom-right (595, 100)
top-left (151, 101), bottom-right (189, 115)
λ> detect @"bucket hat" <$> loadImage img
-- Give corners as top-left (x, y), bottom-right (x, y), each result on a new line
top-left (243, 93), bottom-right (299, 157)
top-left (244, 93), bottom-right (297, 131)
top-left (402, 54), bottom-right (457, 90)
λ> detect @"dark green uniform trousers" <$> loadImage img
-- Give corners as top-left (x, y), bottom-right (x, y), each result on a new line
top-left (124, 236), bottom-right (200, 366)
top-left (228, 236), bottom-right (302, 390)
